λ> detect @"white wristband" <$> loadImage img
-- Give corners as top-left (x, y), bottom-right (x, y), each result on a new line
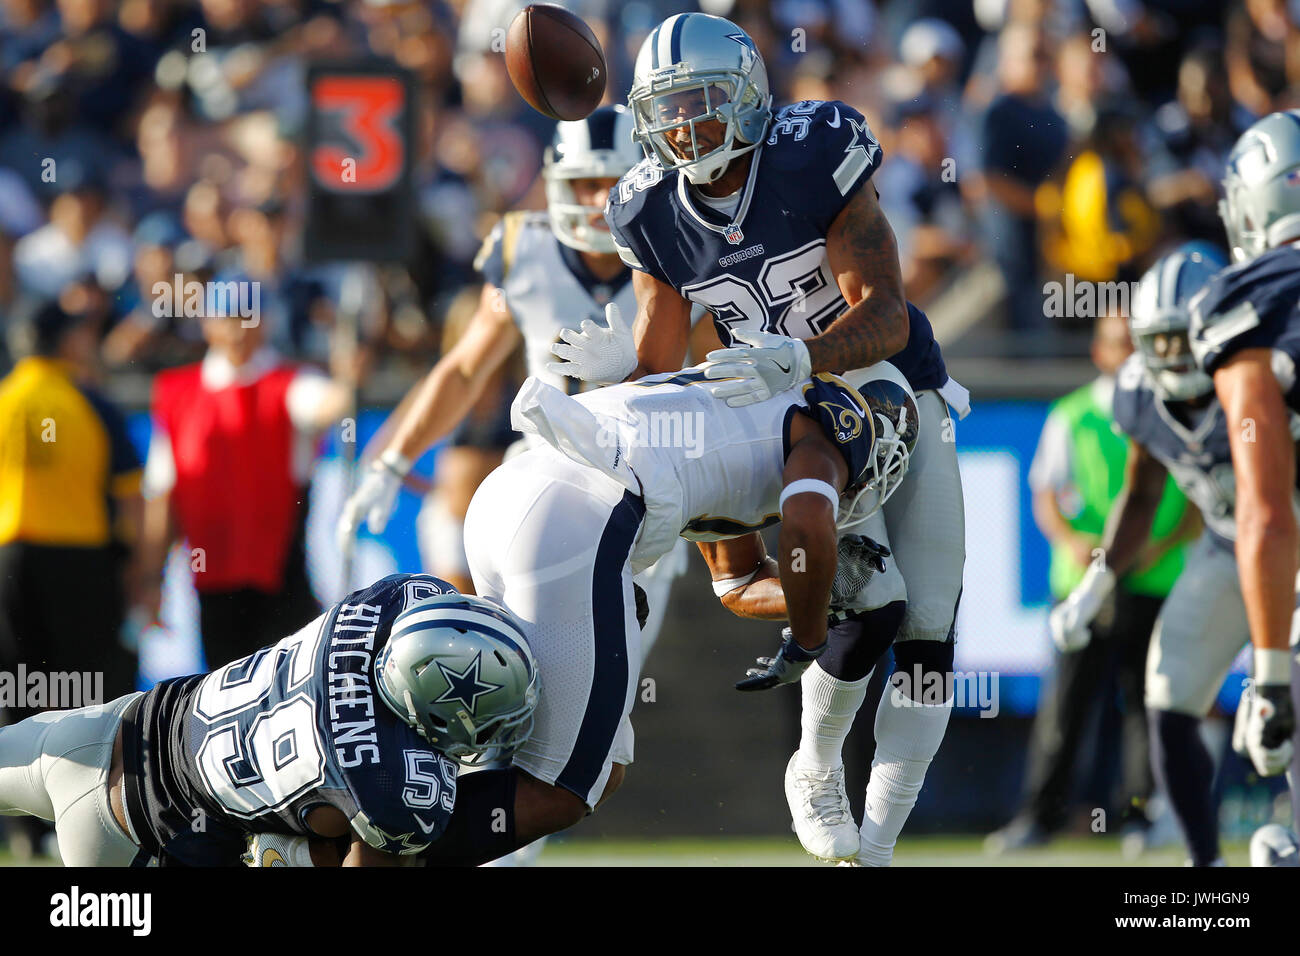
top-left (1254, 647), bottom-right (1293, 685)
top-left (378, 449), bottom-right (412, 478)
top-left (779, 478), bottom-right (839, 515)
top-left (712, 567), bottom-right (761, 598)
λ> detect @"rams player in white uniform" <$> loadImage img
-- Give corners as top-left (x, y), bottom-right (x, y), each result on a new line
top-left (551, 13), bottom-right (967, 865)
top-left (338, 106), bottom-right (687, 660)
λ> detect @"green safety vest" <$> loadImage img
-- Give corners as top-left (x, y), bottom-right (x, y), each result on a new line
top-left (1047, 380), bottom-right (1189, 599)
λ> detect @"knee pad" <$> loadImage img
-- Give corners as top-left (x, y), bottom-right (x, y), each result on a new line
top-left (820, 601), bottom-right (905, 681)
top-left (891, 638), bottom-right (956, 703)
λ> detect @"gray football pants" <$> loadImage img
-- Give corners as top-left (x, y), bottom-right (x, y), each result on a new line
top-left (0, 692), bottom-right (142, 866)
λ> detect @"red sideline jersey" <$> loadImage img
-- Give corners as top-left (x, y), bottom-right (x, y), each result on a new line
top-left (152, 362), bottom-right (305, 593)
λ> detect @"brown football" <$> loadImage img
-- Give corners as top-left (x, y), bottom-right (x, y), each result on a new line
top-left (505, 3), bottom-right (607, 121)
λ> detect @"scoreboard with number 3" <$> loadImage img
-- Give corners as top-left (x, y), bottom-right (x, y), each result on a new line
top-left (304, 61), bottom-right (417, 263)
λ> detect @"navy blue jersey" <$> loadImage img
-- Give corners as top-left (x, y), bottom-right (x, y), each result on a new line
top-left (1190, 244), bottom-right (1300, 411)
top-left (606, 99), bottom-right (948, 393)
top-left (124, 574), bottom-right (461, 864)
top-left (1112, 356), bottom-right (1236, 550)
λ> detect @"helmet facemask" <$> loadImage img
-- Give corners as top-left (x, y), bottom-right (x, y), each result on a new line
top-left (544, 155), bottom-right (624, 254)
top-left (630, 70), bottom-right (769, 185)
top-left (836, 390), bottom-right (919, 531)
top-left (1133, 325), bottom-right (1212, 401)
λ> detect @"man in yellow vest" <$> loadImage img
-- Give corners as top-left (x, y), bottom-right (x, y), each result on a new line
top-left (0, 300), bottom-right (143, 858)
top-left (988, 309), bottom-right (1199, 854)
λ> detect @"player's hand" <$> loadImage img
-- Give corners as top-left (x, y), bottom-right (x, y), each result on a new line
top-left (703, 330), bottom-right (811, 408)
top-left (736, 627), bottom-right (827, 691)
top-left (1048, 565), bottom-right (1116, 653)
top-left (1240, 681), bottom-right (1296, 777)
top-left (829, 534), bottom-right (890, 615)
top-left (336, 450), bottom-right (410, 554)
top-left (547, 302), bottom-right (637, 384)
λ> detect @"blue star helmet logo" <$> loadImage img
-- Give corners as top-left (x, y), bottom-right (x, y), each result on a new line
top-left (434, 652), bottom-right (500, 716)
top-left (726, 32), bottom-right (756, 70)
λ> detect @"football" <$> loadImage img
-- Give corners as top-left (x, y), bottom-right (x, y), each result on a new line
top-left (505, 3), bottom-right (606, 121)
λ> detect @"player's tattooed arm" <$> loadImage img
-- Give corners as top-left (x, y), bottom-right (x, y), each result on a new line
top-left (698, 535), bottom-right (785, 620)
top-left (814, 185), bottom-right (910, 373)
top-left (629, 269), bottom-right (693, 377)
top-left (1216, 350), bottom-right (1298, 653)
top-left (1096, 439), bottom-right (1172, 576)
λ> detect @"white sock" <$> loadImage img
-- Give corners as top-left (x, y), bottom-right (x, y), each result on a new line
top-left (859, 684), bottom-right (953, 866)
top-left (796, 662), bottom-right (870, 773)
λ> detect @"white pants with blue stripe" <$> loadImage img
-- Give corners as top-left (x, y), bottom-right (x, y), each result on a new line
top-left (465, 447), bottom-right (642, 809)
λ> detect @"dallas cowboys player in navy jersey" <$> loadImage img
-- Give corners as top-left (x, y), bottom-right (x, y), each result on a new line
top-left (1053, 244), bottom-right (1300, 865)
top-left (1188, 111), bottom-right (1300, 785)
top-left (549, 12), bottom-right (967, 865)
top-left (0, 573), bottom-right (537, 866)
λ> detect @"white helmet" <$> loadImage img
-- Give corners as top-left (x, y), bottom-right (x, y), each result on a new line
top-left (1219, 110), bottom-right (1300, 263)
top-left (375, 593), bottom-right (539, 767)
top-left (628, 13), bottom-right (773, 185)
top-left (544, 105), bottom-right (641, 254)
top-left (835, 363), bottom-right (919, 529)
top-left (1129, 242), bottom-right (1226, 401)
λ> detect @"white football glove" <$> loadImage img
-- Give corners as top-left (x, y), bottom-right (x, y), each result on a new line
top-left (1235, 650), bottom-right (1296, 777)
top-left (547, 302), bottom-right (637, 384)
top-left (336, 449), bottom-right (410, 555)
top-left (1049, 564), bottom-right (1116, 653)
top-left (703, 330), bottom-right (812, 408)
top-left (244, 832), bottom-right (315, 867)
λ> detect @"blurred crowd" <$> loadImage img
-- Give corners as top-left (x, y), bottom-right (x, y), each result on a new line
top-left (0, 0), bottom-right (1297, 378)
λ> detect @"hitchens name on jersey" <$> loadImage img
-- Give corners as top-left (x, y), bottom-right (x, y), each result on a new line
top-left (0, 664), bottom-right (102, 710)
top-left (327, 600), bottom-right (385, 768)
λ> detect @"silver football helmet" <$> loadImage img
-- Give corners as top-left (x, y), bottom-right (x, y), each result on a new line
top-left (1130, 242), bottom-right (1226, 401)
top-left (375, 593), bottom-right (539, 767)
top-left (628, 13), bottom-right (773, 185)
top-left (544, 105), bottom-right (641, 254)
top-left (1220, 110), bottom-right (1300, 263)
top-left (835, 363), bottom-right (919, 529)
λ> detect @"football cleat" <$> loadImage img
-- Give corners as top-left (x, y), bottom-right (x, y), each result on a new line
top-left (1249, 823), bottom-right (1300, 867)
top-left (784, 752), bottom-right (860, 861)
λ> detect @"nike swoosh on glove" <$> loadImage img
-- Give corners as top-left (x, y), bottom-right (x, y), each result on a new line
top-left (547, 302), bottom-right (637, 384)
top-left (703, 330), bottom-right (812, 408)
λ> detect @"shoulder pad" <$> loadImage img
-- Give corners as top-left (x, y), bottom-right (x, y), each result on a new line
top-left (473, 211), bottom-right (545, 287)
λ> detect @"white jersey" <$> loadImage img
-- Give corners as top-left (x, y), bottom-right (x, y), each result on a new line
top-left (475, 211), bottom-right (640, 395)
top-left (511, 367), bottom-right (877, 573)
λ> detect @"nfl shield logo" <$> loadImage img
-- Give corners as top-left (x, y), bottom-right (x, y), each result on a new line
top-left (724, 223), bottom-right (744, 244)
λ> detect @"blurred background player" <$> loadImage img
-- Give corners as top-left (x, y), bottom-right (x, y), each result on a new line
top-left (987, 308), bottom-right (1196, 854)
top-left (0, 299), bottom-right (142, 859)
top-left (1054, 241), bottom-right (1297, 865)
top-left (1190, 108), bottom-right (1300, 805)
top-left (137, 309), bottom-right (353, 669)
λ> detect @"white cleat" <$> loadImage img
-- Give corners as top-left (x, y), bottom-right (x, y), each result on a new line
top-left (784, 752), bottom-right (860, 862)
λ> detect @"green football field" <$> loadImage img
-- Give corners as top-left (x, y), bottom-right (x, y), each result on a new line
top-left (3, 835), bottom-right (1248, 867)
top-left (0, 834), bottom-right (1252, 867)
top-left (531, 834), bottom-right (1252, 867)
